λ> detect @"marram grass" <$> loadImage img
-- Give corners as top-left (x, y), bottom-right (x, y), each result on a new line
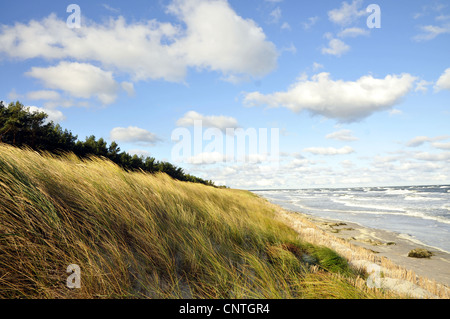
top-left (0, 144), bottom-right (393, 299)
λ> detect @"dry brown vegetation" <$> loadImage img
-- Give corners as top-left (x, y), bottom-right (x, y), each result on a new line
top-left (0, 144), bottom-right (404, 299)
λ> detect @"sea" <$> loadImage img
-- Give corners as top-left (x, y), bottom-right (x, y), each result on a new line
top-left (252, 185), bottom-right (450, 254)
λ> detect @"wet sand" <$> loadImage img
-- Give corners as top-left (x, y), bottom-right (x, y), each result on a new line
top-left (275, 206), bottom-right (450, 298)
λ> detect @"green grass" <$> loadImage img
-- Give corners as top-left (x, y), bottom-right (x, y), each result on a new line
top-left (0, 144), bottom-right (392, 299)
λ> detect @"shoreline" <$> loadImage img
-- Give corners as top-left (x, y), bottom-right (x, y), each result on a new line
top-left (272, 204), bottom-right (450, 298)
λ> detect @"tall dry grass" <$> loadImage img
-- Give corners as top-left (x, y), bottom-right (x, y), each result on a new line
top-left (0, 144), bottom-right (395, 299)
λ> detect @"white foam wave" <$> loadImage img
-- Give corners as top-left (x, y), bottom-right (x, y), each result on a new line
top-left (255, 187), bottom-right (450, 253)
top-left (384, 189), bottom-right (414, 195)
top-left (404, 195), bottom-right (443, 201)
top-left (291, 200), bottom-right (450, 225)
top-left (330, 198), bottom-right (405, 212)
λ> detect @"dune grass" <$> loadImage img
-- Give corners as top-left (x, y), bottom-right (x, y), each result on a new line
top-left (0, 144), bottom-right (394, 299)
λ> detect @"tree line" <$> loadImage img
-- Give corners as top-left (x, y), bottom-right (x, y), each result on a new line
top-left (0, 101), bottom-right (216, 187)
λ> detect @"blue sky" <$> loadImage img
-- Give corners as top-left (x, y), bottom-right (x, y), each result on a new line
top-left (1, 0), bottom-right (449, 189)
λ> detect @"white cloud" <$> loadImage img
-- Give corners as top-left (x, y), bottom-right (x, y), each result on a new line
top-left (415, 79), bottom-right (433, 93)
top-left (110, 126), bottom-right (161, 145)
top-left (415, 152), bottom-right (450, 162)
top-left (406, 135), bottom-right (449, 147)
top-left (280, 43), bottom-right (297, 54)
top-left (192, 147), bottom-right (450, 189)
top-left (8, 89), bottom-right (22, 101)
top-left (323, 32), bottom-right (333, 40)
top-left (303, 146), bottom-right (354, 156)
top-left (102, 4), bottom-right (120, 13)
top-left (281, 22), bottom-right (291, 30)
top-left (121, 82), bottom-right (135, 97)
top-left (413, 4), bottom-right (450, 40)
top-left (435, 68), bottom-right (450, 91)
top-left (0, 0), bottom-right (277, 82)
top-left (436, 15), bottom-right (450, 21)
top-left (407, 136), bottom-right (431, 147)
top-left (326, 129), bottom-right (358, 141)
top-left (322, 38), bottom-right (350, 57)
top-left (244, 72), bottom-right (417, 122)
top-left (43, 99), bottom-right (77, 109)
top-left (312, 62), bottom-right (324, 71)
top-left (26, 90), bottom-right (61, 101)
top-left (432, 142), bottom-right (450, 150)
top-left (26, 106), bottom-right (66, 122)
top-left (340, 159), bottom-right (354, 168)
top-left (328, 0), bottom-right (367, 26)
top-left (176, 111), bottom-right (239, 131)
top-left (337, 27), bottom-right (369, 38)
top-left (389, 108), bottom-right (403, 116)
top-left (26, 62), bottom-right (119, 105)
top-left (414, 24), bottom-right (450, 41)
top-left (186, 151), bottom-right (225, 165)
top-left (302, 16), bottom-right (319, 30)
top-left (168, 0), bottom-right (278, 78)
top-left (269, 7), bottom-right (282, 24)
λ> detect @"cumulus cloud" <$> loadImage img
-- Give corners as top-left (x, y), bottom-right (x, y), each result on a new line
top-left (26, 62), bottom-right (120, 105)
top-left (244, 72), bottom-right (417, 122)
top-left (167, 0), bottom-right (278, 78)
top-left (326, 129), bottom-right (358, 141)
top-left (303, 146), bottom-right (354, 156)
top-left (322, 38), bottom-right (350, 56)
top-left (26, 90), bottom-right (61, 101)
top-left (435, 68), bottom-right (450, 91)
top-left (0, 0), bottom-right (277, 83)
top-left (110, 126), bottom-right (161, 145)
top-left (26, 106), bottom-right (66, 122)
top-left (176, 111), bottom-right (239, 131)
top-left (328, 0), bottom-right (367, 26)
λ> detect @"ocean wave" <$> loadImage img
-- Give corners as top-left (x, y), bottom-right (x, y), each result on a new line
top-left (330, 198), bottom-right (404, 212)
top-left (290, 200), bottom-right (450, 225)
top-left (383, 188), bottom-right (414, 195)
top-left (256, 186), bottom-right (450, 253)
top-left (404, 195), bottom-right (444, 201)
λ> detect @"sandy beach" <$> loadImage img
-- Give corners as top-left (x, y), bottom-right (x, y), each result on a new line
top-left (275, 206), bottom-right (450, 299)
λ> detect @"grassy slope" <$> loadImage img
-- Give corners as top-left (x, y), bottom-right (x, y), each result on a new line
top-left (0, 144), bottom-right (392, 299)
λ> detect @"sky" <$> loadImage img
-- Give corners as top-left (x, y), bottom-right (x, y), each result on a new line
top-left (0, 0), bottom-right (449, 189)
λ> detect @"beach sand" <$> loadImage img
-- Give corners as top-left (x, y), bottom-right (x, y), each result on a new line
top-left (274, 206), bottom-right (450, 299)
